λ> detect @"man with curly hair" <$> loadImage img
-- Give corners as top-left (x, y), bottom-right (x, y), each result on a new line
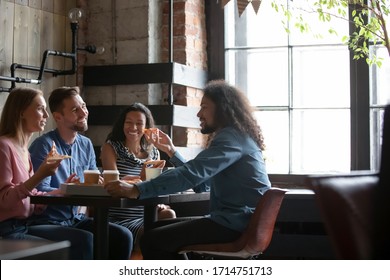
top-left (104, 80), bottom-right (271, 259)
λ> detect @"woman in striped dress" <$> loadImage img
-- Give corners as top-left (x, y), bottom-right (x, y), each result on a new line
top-left (100, 103), bottom-right (175, 252)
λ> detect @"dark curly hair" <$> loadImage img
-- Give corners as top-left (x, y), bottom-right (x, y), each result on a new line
top-left (203, 80), bottom-right (265, 150)
top-left (106, 103), bottom-right (155, 152)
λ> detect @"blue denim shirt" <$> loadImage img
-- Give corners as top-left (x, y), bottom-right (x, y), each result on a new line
top-left (137, 127), bottom-right (271, 232)
top-left (28, 129), bottom-right (98, 225)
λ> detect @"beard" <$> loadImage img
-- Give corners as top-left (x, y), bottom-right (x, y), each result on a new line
top-left (72, 121), bottom-right (88, 132)
top-left (200, 124), bottom-right (217, 134)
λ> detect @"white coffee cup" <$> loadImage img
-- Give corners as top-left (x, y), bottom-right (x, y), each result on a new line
top-left (83, 170), bottom-right (100, 184)
top-left (103, 170), bottom-right (120, 182)
top-left (145, 167), bottom-right (163, 181)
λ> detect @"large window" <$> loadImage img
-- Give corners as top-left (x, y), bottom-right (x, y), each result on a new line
top-left (221, 0), bottom-right (390, 174)
top-left (371, 46), bottom-right (390, 170)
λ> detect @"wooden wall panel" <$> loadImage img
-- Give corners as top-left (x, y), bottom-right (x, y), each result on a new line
top-left (28, 0), bottom-right (42, 10)
top-left (64, 0), bottom-right (76, 86)
top-left (41, 0), bottom-right (53, 13)
top-left (51, 13), bottom-right (66, 90)
top-left (40, 10), bottom-right (54, 96)
top-left (53, 0), bottom-right (66, 16)
top-left (15, 0), bottom-right (28, 6)
top-left (0, 0), bottom-right (14, 90)
top-left (1, 0), bottom-right (80, 122)
top-left (13, 4), bottom-right (29, 80)
top-left (27, 7), bottom-right (41, 89)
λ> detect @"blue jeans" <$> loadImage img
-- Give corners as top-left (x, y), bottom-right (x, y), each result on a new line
top-left (27, 217), bottom-right (133, 259)
top-left (74, 218), bottom-right (133, 260)
top-left (28, 224), bottom-right (93, 260)
top-left (0, 218), bottom-right (93, 259)
top-left (140, 217), bottom-right (241, 259)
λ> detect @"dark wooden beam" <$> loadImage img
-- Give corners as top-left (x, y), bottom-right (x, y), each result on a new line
top-left (83, 62), bottom-right (208, 89)
top-left (87, 105), bottom-right (200, 128)
top-left (205, 0), bottom-right (225, 80)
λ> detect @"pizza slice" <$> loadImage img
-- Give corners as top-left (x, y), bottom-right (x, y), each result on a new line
top-left (48, 141), bottom-right (72, 160)
top-left (143, 160), bottom-right (166, 169)
top-left (143, 127), bottom-right (158, 137)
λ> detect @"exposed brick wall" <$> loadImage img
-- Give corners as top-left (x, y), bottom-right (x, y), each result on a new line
top-left (161, 0), bottom-right (207, 148)
top-left (161, 0), bottom-right (207, 69)
top-left (78, 0), bottom-right (207, 149)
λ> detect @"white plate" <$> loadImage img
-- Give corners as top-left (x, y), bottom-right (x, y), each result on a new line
top-left (60, 183), bottom-right (110, 196)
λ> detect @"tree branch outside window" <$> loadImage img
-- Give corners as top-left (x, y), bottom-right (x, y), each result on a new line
top-left (270, 0), bottom-right (389, 65)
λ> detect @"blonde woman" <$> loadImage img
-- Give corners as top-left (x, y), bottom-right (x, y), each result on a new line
top-left (0, 87), bottom-right (93, 259)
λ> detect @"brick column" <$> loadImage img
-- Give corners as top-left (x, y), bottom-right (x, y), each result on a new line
top-left (162, 0), bottom-right (207, 148)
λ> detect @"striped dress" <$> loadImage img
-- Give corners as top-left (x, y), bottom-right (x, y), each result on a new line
top-left (107, 140), bottom-right (159, 244)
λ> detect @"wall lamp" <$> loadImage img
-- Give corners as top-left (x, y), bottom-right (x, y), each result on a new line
top-left (0, 8), bottom-right (102, 93)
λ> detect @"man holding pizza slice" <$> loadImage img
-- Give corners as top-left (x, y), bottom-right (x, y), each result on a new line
top-left (28, 86), bottom-right (133, 259)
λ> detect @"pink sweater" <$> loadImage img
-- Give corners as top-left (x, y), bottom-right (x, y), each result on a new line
top-left (0, 136), bottom-right (43, 222)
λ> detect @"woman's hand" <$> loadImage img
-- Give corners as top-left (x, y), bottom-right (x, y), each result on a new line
top-left (104, 180), bottom-right (140, 199)
top-left (144, 129), bottom-right (176, 157)
top-left (35, 157), bottom-right (62, 179)
top-left (30, 190), bottom-right (48, 214)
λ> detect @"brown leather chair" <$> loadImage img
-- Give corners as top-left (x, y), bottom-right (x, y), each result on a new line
top-left (308, 172), bottom-right (379, 259)
top-left (178, 188), bottom-right (287, 259)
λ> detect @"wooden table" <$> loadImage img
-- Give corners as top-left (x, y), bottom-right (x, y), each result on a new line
top-left (167, 191), bottom-right (210, 217)
top-left (30, 194), bottom-right (169, 259)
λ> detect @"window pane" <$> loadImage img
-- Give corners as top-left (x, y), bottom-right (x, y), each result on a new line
top-left (291, 109), bottom-right (350, 173)
top-left (371, 108), bottom-right (385, 171)
top-left (223, 1), bottom-right (359, 175)
top-left (255, 110), bottom-right (289, 173)
top-left (289, 1), bottom-right (349, 45)
top-left (292, 46), bottom-right (350, 108)
top-left (369, 47), bottom-right (389, 171)
top-left (225, 49), bottom-right (289, 106)
top-left (224, 0), bottom-right (288, 48)
top-left (370, 46), bottom-right (390, 106)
